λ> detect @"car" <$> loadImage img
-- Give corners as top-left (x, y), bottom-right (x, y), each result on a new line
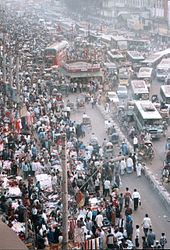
top-left (116, 85), bottom-right (128, 98)
top-left (107, 91), bottom-right (119, 103)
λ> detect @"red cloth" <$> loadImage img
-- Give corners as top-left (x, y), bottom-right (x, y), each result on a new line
top-left (15, 119), bottom-right (22, 133)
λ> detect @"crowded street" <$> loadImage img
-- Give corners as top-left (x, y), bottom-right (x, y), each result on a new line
top-left (0, 0), bottom-right (170, 250)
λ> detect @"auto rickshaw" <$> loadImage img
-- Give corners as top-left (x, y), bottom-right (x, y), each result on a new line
top-left (138, 140), bottom-right (154, 161)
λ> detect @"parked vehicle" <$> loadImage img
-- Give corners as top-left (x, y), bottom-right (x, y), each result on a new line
top-left (116, 85), bottom-right (128, 98)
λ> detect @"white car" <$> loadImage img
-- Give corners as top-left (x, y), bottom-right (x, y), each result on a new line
top-left (107, 91), bottom-right (119, 103)
top-left (116, 85), bottom-right (128, 98)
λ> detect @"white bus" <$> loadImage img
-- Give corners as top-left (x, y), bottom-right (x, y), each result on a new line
top-left (142, 53), bottom-right (163, 68)
top-left (131, 80), bottom-right (149, 100)
top-left (127, 51), bottom-right (144, 63)
top-left (156, 58), bottom-right (170, 81)
top-left (142, 48), bottom-right (170, 68)
top-left (137, 67), bottom-right (154, 90)
top-left (133, 100), bottom-right (163, 139)
top-left (160, 85), bottom-right (170, 108)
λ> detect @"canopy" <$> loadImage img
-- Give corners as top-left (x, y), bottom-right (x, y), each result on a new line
top-left (60, 68), bottom-right (104, 80)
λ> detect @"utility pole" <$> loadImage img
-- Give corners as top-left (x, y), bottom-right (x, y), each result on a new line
top-left (61, 133), bottom-right (68, 250)
top-left (9, 55), bottom-right (13, 87)
top-left (16, 52), bottom-right (20, 103)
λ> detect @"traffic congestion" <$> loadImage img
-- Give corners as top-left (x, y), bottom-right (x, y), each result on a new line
top-left (0, 0), bottom-right (170, 250)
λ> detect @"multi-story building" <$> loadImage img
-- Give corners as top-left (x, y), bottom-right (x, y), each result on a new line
top-left (101, 0), bottom-right (166, 18)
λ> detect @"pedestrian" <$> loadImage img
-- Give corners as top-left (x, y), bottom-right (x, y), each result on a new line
top-left (135, 225), bottom-right (140, 248)
top-left (120, 140), bottom-right (129, 156)
top-left (126, 215), bottom-right (133, 240)
top-left (142, 236), bottom-right (148, 249)
top-left (154, 240), bottom-right (162, 249)
top-left (132, 189), bottom-right (141, 211)
top-left (160, 232), bottom-right (167, 249)
top-left (104, 178), bottom-right (111, 197)
top-left (126, 154), bottom-right (133, 174)
top-left (95, 211), bottom-right (103, 228)
top-left (133, 135), bottom-right (138, 152)
top-left (118, 193), bottom-right (124, 212)
top-left (132, 152), bottom-right (137, 171)
top-left (94, 177), bottom-right (100, 195)
top-left (142, 214), bottom-right (152, 237)
top-left (118, 214), bottom-right (125, 233)
top-left (147, 228), bottom-right (156, 247)
top-left (124, 187), bottom-right (132, 208)
top-left (105, 102), bottom-right (110, 113)
top-left (136, 161), bottom-right (143, 177)
top-left (120, 158), bottom-right (126, 175)
top-left (106, 228), bottom-right (115, 250)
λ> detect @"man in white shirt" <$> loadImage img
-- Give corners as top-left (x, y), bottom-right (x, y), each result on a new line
top-left (104, 179), bottom-right (111, 197)
top-left (142, 214), bottom-right (152, 236)
top-left (132, 189), bottom-right (141, 211)
top-left (133, 136), bottom-right (138, 152)
top-left (95, 212), bottom-right (103, 228)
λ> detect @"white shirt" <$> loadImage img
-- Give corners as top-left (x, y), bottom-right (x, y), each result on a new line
top-left (135, 228), bottom-right (140, 238)
top-left (96, 214), bottom-right (103, 227)
top-left (127, 157), bottom-right (133, 167)
top-left (104, 180), bottom-right (110, 189)
top-left (133, 137), bottom-right (138, 145)
top-left (132, 191), bottom-right (141, 200)
top-left (142, 217), bottom-right (152, 228)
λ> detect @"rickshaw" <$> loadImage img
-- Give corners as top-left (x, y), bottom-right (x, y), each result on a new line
top-left (107, 125), bottom-right (119, 144)
top-left (138, 140), bottom-right (154, 161)
top-left (109, 131), bottom-right (119, 144)
top-left (76, 97), bottom-right (86, 111)
top-left (161, 165), bottom-right (170, 183)
top-left (90, 138), bottom-right (99, 154)
top-left (82, 116), bottom-right (92, 129)
top-left (126, 101), bottom-right (135, 122)
top-left (66, 100), bottom-right (75, 111)
top-left (103, 142), bottom-right (114, 159)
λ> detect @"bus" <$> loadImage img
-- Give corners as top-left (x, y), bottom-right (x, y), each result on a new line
top-left (131, 80), bottom-right (149, 100)
top-left (160, 85), bottom-right (170, 108)
top-left (142, 48), bottom-right (170, 68)
top-left (127, 39), bottom-right (150, 51)
top-left (112, 35), bottom-right (128, 50)
top-left (101, 34), bottom-right (113, 46)
top-left (107, 50), bottom-right (125, 62)
top-left (137, 67), bottom-right (154, 90)
top-left (44, 40), bottom-right (69, 66)
top-left (133, 100), bottom-right (163, 139)
top-left (142, 53), bottom-right (163, 68)
top-left (127, 51), bottom-right (144, 63)
top-left (156, 58), bottom-right (170, 81)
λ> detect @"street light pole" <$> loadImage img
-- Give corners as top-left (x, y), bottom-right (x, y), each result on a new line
top-left (61, 133), bottom-right (69, 250)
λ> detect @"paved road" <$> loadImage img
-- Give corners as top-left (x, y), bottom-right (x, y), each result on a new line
top-left (66, 93), bottom-right (170, 246)
top-left (149, 78), bottom-right (170, 193)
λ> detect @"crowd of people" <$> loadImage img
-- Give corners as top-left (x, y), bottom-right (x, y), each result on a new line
top-left (0, 1), bottom-right (169, 250)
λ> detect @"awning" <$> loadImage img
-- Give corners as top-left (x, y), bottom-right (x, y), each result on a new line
top-left (59, 68), bottom-right (104, 79)
top-left (0, 221), bottom-right (28, 250)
